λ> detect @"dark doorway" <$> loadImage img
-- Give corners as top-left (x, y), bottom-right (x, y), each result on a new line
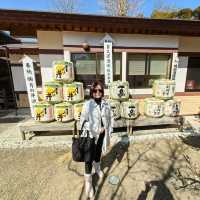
top-left (0, 58), bottom-right (15, 109)
top-left (185, 57), bottom-right (200, 92)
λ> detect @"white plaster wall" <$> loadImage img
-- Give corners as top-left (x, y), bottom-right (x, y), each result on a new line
top-left (122, 52), bottom-right (127, 82)
top-left (37, 31), bottom-right (64, 83)
top-left (63, 31), bottom-right (179, 48)
top-left (37, 31), bottom-right (63, 49)
top-left (175, 56), bottom-right (188, 92)
top-left (179, 37), bottom-right (200, 52)
top-left (11, 66), bottom-right (27, 91)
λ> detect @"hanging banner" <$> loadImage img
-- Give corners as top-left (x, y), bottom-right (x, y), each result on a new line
top-left (171, 52), bottom-right (179, 80)
top-left (22, 55), bottom-right (38, 117)
top-left (104, 40), bottom-right (113, 85)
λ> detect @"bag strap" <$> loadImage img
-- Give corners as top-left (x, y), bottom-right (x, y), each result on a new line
top-left (81, 119), bottom-right (87, 131)
top-left (73, 120), bottom-right (87, 138)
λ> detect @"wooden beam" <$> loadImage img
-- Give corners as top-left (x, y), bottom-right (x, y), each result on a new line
top-left (1, 9), bottom-right (200, 37)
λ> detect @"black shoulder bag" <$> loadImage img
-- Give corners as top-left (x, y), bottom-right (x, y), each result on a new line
top-left (72, 120), bottom-right (95, 162)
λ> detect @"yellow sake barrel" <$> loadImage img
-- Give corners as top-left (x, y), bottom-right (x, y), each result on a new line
top-left (107, 99), bottom-right (121, 120)
top-left (109, 81), bottom-right (129, 101)
top-left (53, 60), bottom-right (74, 82)
top-left (73, 102), bottom-right (84, 120)
top-left (43, 81), bottom-right (63, 103)
top-left (144, 98), bottom-right (164, 118)
top-left (33, 102), bottom-right (54, 122)
top-left (63, 82), bottom-right (84, 103)
top-left (121, 99), bottom-right (139, 119)
top-left (165, 99), bottom-right (181, 117)
top-left (54, 102), bottom-right (74, 122)
top-left (153, 79), bottom-right (176, 100)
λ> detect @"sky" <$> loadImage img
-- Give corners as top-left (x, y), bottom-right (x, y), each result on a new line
top-left (0, 0), bottom-right (200, 17)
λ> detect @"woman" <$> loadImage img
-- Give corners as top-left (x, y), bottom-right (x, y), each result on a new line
top-left (79, 80), bottom-right (112, 199)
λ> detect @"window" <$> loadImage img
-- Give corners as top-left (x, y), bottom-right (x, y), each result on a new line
top-left (128, 54), bottom-right (146, 75)
top-left (72, 53), bottom-right (96, 75)
top-left (71, 53), bottom-right (97, 88)
top-left (127, 53), bottom-right (171, 88)
top-left (149, 55), bottom-right (169, 76)
top-left (71, 52), bottom-right (122, 88)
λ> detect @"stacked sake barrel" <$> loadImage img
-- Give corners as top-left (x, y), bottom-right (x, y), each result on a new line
top-left (108, 81), bottom-right (139, 120)
top-left (33, 60), bottom-right (85, 122)
top-left (144, 79), bottom-right (181, 118)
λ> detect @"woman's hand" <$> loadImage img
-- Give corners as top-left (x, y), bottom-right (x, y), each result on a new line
top-left (100, 127), bottom-right (105, 134)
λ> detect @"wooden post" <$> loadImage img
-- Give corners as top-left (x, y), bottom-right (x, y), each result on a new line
top-left (127, 119), bottom-right (130, 135)
top-left (178, 116), bottom-right (184, 132)
top-left (21, 131), bottom-right (26, 140)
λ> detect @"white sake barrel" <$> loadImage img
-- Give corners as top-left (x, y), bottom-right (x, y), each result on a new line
top-left (63, 82), bottom-right (84, 103)
top-left (153, 79), bottom-right (176, 100)
top-left (107, 99), bottom-right (121, 120)
top-left (121, 99), bottom-right (139, 119)
top-left (144, 98), bottom-right (164, 118)
top-left (33, 102), bottom-right (54, 122)
top-left (165, 99), bottom-right (181, 117)
top-left (43, 81), bottom-right (63, 103)
top-left (73, 102), bottom-right (84, 120)
top-left (54, 102), bottom-right (74, 122)
top-left (109, 81), bottom-right (129, 101)
top-left (53, 60), bottom-right (74, 82)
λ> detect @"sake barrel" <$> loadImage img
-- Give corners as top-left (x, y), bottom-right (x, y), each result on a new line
top-left (54, 102), bottom-right (74, 122)
top-left (109, 81), bottom-right (129, 101)
top-left (121, 99), bottom-right (139, 119)
top-left (53, 60), bottom-right (74, 82)
top-left (63, 82), bottom-right (84, 103)
top-left (153, 79), bottom-right (176, 100)
top-left (165, 99), bottom-right (181, 117)
top-left (33, 102), bottom-right (54, 122)
top-left (73, 102), bottom-right (84, 120)
top-left (43, 81), bottom-right (63, 103)
top-left (107, 99), bottom-right (121, 120)
top-left (144, 98), bottom-right (164, 118)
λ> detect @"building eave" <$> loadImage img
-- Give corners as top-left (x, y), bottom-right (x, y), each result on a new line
top-left (1, 9), bottom-right (200, 37)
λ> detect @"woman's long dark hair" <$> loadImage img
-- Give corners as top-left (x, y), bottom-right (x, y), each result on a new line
top-left (89, 80), bottom-right (104, 98)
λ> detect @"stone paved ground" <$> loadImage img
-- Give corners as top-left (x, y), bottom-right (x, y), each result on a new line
top-left (1, 137), bottom-right (200, 200)
top-left (1, 109), bottom-right (200, 199)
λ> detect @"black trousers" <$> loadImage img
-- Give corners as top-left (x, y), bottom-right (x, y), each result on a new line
top-left (85, 132), bottom-right (105, 174)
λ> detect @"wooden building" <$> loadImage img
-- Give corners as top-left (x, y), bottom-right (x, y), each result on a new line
top-left (0, 9), bottom-right (200, 115)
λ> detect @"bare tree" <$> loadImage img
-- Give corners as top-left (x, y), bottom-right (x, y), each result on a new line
top-left (53, 0), bottom-right (80, 13)
top-left (99, 0), bottom-right (144, 16)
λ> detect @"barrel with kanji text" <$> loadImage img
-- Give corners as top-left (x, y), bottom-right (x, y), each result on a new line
top-left (63, 82), bottom-right (84, 103)
top-left (121, 99), bottom-right (139, 119)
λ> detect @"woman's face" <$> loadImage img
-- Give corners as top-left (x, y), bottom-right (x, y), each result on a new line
top-left (92, 84), bottom-right (103, 99)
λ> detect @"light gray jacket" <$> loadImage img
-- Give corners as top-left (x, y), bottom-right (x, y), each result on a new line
top-left (79, 98), bottom-right (113, 154)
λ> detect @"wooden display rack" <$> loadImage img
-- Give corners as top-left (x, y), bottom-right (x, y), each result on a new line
top-left (18, 119), bottom-right (76, 140)
top-left (19, 115), bottom-right (184, 140)
top-left (112, 115), bottom-right (184, 135)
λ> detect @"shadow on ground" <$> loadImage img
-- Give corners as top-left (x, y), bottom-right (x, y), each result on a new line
top-left (65, 135), bottom-right (200, 200)
top-left (0, 117), bottom-right (26, 123)
top-left (180, 135), bottom-right (200, 149)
